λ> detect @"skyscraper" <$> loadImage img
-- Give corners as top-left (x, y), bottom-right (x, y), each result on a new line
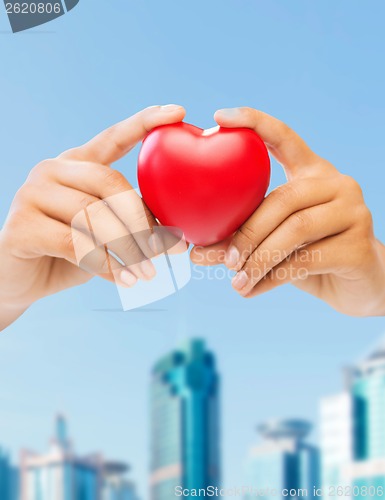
top-left (150, 339), bottom-right (220, 500)
top-left (101, 461), bottom-right (139, 500)
top-left (20, 415), bottom-right (101, 500)
top-left (0, 448), bottom-right (19, 500)
top-left (244, 419), bottom-right (320, 500)
top-left (321, 341), bottom-right (385, 499)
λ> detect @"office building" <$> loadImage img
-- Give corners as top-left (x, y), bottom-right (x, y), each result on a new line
top-left (20, 414), bottom-right (101, 500)
top-left (321, 341), bottom-right (385, 499)
top-left (101, 461), bottom-right (139, 500)
top-left (0, 448), bottom-right (19, 500)
top-left (150, 339), bottom-right (220, 500)
top-left (244, 419), bottom-right (320, 499)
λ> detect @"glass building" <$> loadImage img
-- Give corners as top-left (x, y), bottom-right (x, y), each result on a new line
top-left (0, 448), bottom-right (19, 500)
top-left (20, 415), bottom-right (101, 500)
top-left (321, 342), bottom-right (385, 499)
top-left (244, 419), bottom-right (320, 499)
top-left (101, 461), bottom-right (139, 500)
top-left (150, 339), bottom-right (220, 500)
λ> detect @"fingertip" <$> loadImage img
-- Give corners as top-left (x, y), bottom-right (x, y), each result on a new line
top-left (214, 107), bottom-right (243, 127)
top-left (160, 104), bottom-right (185, 114)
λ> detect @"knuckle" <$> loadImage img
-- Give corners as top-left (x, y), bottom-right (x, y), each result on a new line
top-left (13, 183), bottom-right (34, 204)
top-left (270, 183), bottom-right (300, 209)
top-left (355, 205), bottom-right (374, 234)
top-left (59, 146), bottom-right (84, 160)
top-left (239, 107), bottom-right (256, 120)
top-left (103, 128), bottom-right (128, 157)
top-left (103, 169), bottom-right (128, 192)
top-left (61, 230), bottom-right (76, 254)
top-left (289, 211), bottom-right (312, 233)
top-left (237, 224), bottom-right (259, 252)
top-left (28, 159), bottom-right (56, 179)
top-left (341, 175), bottom-right (363, 198)
top-left (78, 194), bottom-right (96, 211)
top-left (4, 209), bottom-right (31, 245)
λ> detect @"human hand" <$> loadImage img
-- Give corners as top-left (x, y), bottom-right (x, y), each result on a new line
top-left (0, 105), bottom-right (186, 330)
top-left (191, 107), bottom-right (385, 317)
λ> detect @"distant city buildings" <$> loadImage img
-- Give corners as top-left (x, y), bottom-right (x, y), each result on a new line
top-left (0, 415), bottom-right (139, 500)
top-left (150, 339), bottom-right (220, 500)
top-left (3, 336), bottom-right (385, 500)
top-left (102, 461), bottom-right (139, 500)
top-left (321, 342), bottom-right (385, 499)
top-left (0, 448), bottom-right (19, 500)
top-left (243, 419), bottom-right (320, 499)
top-left (20, 414), bottom-right (101, 500)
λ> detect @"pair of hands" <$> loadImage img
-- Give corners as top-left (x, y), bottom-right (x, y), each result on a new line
top-left (1, 105), bottom-right (384, 330)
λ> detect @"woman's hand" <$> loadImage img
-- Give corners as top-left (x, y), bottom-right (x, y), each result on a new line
top-left (191, 107), bottom-right (385, 317)
top-left (0, 105), bottom-right (186, 330)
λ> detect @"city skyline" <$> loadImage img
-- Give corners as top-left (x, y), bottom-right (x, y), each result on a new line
top-left (1, 2), bottom-right (385, 497)
top-left (1, 414), bottom-right (139, 500)
top-left (6, 336), bottom-right (385, 499)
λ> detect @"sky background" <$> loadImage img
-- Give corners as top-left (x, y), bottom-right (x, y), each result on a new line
top-left (1, 1), bottom-right (385, 497)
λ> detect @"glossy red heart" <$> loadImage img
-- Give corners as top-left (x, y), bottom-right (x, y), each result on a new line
top-left (138, 122), bottom-right (270, 246)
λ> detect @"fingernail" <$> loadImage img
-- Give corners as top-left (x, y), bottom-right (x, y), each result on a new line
top-left (140, 259), bottom-right (156, 280)
top-left (148, 232), bottom-right (164, 255)
top-left (218, 107), bottom-right (241, 117)
top-left (160, 104), bottom-right (182, 112)
top-left (232, 270), bottom-right (248, 290)
top-left (120, 269), bottom-right (137, 287)
top-left (225, 246), bottom-right (240, 269)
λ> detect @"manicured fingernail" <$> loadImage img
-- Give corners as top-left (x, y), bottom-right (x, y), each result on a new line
top-left (232, 270), bottom-right (248, 290)
top-left (120, 269), bottom-right (137, 287)
top-left (218, 107), bottom-right (241, 117)
top-left (225, 246), bottom-right (240, 269)
top-left (148, 232), bottom-right (164, 255)
top-left (160, 104), bottom-right (182, 112)
top-left (140, 259), bottom-right (156, 279)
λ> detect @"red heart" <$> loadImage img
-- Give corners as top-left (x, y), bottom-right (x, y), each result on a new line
top-left (138, 122), bottom-right (270, 246)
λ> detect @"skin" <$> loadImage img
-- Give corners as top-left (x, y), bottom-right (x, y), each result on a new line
top-left (1, 105), bottom-right (384, 330)
top-left (0, 105), bottom-right (186, 331)
top-left (191, 107), bottom-right (385, 317)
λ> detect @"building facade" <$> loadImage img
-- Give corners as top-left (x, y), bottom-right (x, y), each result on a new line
top-left (150, 339), bottom-right (220, 500)
top-left (19, 415), bottom-right (139, 500)
top-left (0, 448), bottom-right (19, 500)
top-left (20, 415), bottom-right (101, 500)
top-left (320, 343), bottom-right (385, 499)
top-left (101, 461), bottom-right (139, 500)
top-left (244, 419), bottom-right (320, 499)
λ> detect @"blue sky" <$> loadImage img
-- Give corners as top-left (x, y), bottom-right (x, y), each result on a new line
top-left (1, 1), bottom-right (385, 497)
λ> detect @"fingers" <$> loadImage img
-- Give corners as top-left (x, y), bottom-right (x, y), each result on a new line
top-left (35, 159), bottom-right (158, 260)
top-left (61, 105), bottom-right (186, 165)
top-left (224, 177), bottom-right (339, 271)
top-left (22, 182), bottom-right (156, 280)
top-left (31, 215), bottom-right (138, 287)
top-left (71, 198), bottom-right (155, 281)
top-left (214, 107), bottom-right (332, 178)
top-left (242, 235), bottom-right (350, 299)
top-left (190, 238), bottom-right (231, 267)
top-left (230, 201), bottom-right (353, 297)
